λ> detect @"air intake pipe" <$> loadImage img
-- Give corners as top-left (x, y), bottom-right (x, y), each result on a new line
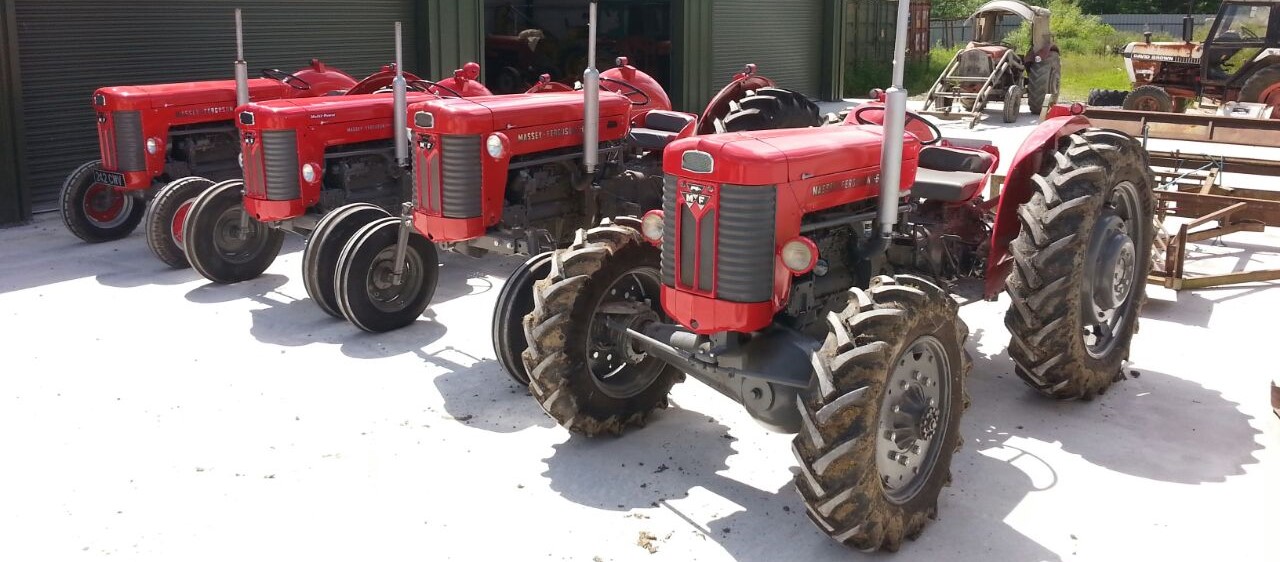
top-left (876, 0), bottom-right (911, 239)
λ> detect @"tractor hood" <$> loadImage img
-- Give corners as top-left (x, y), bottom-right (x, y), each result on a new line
top-left (94, 78), bottom-right (292, 112)
top-left (407, 91), bottom-right (631, 135)
top-left (1123, 41), bottom-right (1202, 62)
top-left (242, 92), bottom-right (437, 129)
top-left (663, 125), bottom-right (919, 186)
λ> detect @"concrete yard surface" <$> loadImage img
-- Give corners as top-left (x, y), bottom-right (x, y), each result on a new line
top-left (1, 112), bottom-right (1278, 561)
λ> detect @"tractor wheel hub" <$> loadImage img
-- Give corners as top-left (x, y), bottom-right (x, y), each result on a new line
top-left (1094, 230), bottom-right (1136, 310)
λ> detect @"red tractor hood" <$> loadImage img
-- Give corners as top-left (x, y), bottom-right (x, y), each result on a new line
top-left (408, 91), bottom-right (631, 135)
top-left (95, 78), bottom-right (293, 111)
top-left (243, 92), bottom-right (438, 128)
top-left (663, 125), bottom-right (917, 185)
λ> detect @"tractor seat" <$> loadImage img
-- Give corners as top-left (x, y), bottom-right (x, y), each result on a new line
top-left (910, 146), bottom-right (994, 202)
top-left (628, 110), bottom-right (696, 150)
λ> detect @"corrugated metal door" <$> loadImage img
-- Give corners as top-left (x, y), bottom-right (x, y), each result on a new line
top-left (14, 0), bottom-right (415, 212)
top-left (711, 0), bottom-right (822, 98)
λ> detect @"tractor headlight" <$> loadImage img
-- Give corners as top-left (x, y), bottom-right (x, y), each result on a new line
top-left (302, 163), bottom-right (319, 184)
top-left (146, 137), bottom-right (160, 155)
top-left (781, 237), bottom-right (818, 275)
top-left (486, 134), bottom-right (506, 159)
top-left (641, 210), bottom-right (664, 243)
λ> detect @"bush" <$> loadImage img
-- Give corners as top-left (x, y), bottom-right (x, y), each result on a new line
top-left (1005, 0), bottom-right (1116, 55)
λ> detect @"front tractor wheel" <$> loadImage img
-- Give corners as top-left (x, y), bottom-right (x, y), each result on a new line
top-left (302, 203), bottom-right (392, 319)
top-left (334, 217), bottom-right (439, 333)
top-left (144, 176), bottom-right (214, 268)
top-left (793, 275), bottom-right (971, 552)
top-left (182, 179), bottom-right (284, 284)
top-left (1122, 85), bottom-right (1174, 112)
top-left (522, 220), bottom-right (682, 436)
top-left (1005, 129), bottom-right (1155, 399)
top-left (60, 160), bottom-right (145, 243)
top-left (492, 252), bottom-right (554, 385)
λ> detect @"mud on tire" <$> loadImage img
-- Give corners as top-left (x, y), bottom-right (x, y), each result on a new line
top-left (792, 275), bottom-right (971, 552)
top-left (1004, 129), bottom-right (1155, 399)
top-left (521, 218), bottom-right (683, 436)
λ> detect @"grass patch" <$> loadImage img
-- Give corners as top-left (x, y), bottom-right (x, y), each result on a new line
top-left (1058, 53), bottom-right (1130, 101)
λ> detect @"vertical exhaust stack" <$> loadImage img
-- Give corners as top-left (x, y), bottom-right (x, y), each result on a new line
top-left (876, 0), bottom-right (911, 238)
top-left (582, 1), bottom-right (600, 174)
top-left (393, 21), bottom-right (409, 167)
top-left (234, 8), bottom-right (249, 107)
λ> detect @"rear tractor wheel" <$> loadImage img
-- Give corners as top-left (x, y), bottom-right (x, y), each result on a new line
top-left (144, 176), bottom-right (214, 268)
top-left (60, 160), bottom-right (145, 243)
top-left (718, 87), bottom-right (822, 132)
top-left (1122, 85), bottom-right (1174, 112)
top-left (334, 217), bottom-right (439, 333)
top-left (1239, 64), bottom-right (1280, 109)
top-left (521, 219), bottom-right (682, 436)
top-left (1027, 52), bottom-right (1060, 117)
top-left (1005, 129), bottom-right (1155, 399)
top-left (182, 179), bottom-right (284, 284)
top-left (1087, 88), bottom-right (1129, 107)
top-left (793, 275), bottom-right (971, 552)
top-left (493, 252), bottom-right (555, 385)
top-left (302, 203), bottom-right (392, 319)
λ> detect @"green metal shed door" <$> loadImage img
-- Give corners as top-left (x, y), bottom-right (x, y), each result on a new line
top-left (711, 0), bottom-right (822, 98)
top-left (14, 0), bottom-right (416, 212)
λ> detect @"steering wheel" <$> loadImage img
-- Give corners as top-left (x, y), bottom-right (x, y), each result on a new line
top-left (1242, 27), bottom-right (1260, 40)
top-left (261, 69), bottom-right (312, 91)
top-left (852, 105), bottom-right (943, 145)
top-left (600, 76), bottom-right (650, 107)
top-left (408, 79), bottom-right (464, 99)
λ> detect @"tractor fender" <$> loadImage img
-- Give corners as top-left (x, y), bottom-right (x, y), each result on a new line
top-left (983, 114), bottom-right (1091, 299)
top-left (603, 58), bottom-right (673, 117)
top-left (289, 59), bottom-right (358, 97)
top-left (696, 64), bottom-right (776, 134)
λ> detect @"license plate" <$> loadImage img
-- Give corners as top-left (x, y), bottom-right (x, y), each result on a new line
top-left (93, 169), bottom-right (126, 188)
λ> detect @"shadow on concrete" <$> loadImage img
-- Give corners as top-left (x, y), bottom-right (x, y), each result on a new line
top-left (418, 347), bottom-right (555, 433)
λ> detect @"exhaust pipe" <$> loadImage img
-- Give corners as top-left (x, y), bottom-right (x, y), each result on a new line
top-left (393, 21), bottom-right (409, 167)
top-left (234, 8), bottom-right (249, 107)
top-left (582, 1), bottom-right (600, 174)
top-left (876, 0), bottom-right (911, 238)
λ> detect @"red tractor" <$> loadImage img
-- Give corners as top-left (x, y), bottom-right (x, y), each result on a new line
top-left (180, 25), bottom-right (493, 285)
top-left (316, 55), bottom-right (821, 347)
top-left (61, 9), bottom-right (358, 248)
top-left (498, 0), bottom-right (1156, 551)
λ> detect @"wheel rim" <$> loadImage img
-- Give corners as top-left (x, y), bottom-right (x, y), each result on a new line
top-left (1134, 96), bottom-right (1162, 112)
top-left (1082, 180), bottom-right (1143, 358)
top-left (586, 266), bottom-right (665, 399)
top-left (83, 183), bottom-right (132, 228)
top-left (363, 243), bottom-right (425, 313)
top-left (170, 199), bottom-right (195, 248)
top-left (211, 206), bottom-right (271, 264)
top-left (875, 335), bottom-right (951, 505)
top-left (1260, 83), bottom-right (1280, 109)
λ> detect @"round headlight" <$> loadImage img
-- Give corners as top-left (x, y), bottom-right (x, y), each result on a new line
top-left (486, 134), bottom-right (505, 159)
top-left (640, 210), bottom-right (664, 243)
top-left (146, 137), bottom-right (160, 155)
top-left (781, 237), bottom-right (818, 275)
top-left (302, 163), bottom-right (318, 183)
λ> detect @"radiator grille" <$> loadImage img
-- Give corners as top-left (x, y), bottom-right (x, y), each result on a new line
top-left (663, 181), bottom-right (776, 303)
top-left (261, 130), bottom-right (300, 201)
top-left (660, 174), bottom-right (677, 286)
top-left (112, 111), bottom-right (145, 172)
top-left (440, 135), bottom-right (482, 218)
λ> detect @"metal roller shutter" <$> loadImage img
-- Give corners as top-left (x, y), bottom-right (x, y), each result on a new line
top-left (711, 0), bottom-right (822, 98)
top-left (14, 0), bottom-right (415, 212)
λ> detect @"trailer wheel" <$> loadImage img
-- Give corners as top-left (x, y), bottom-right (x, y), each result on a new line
top-left (1002, 85), bottom-right (1022, 123)
top-left (719, 87), bottom-right (822, 132)
top-left (492, 252), bottom-right (555, 385)
top-left (1239, 65), bottom-right (1280, 108)
top-left (182, 179), bottom-right (284, 284)
top-left (1005, 129), bottom-right (1155, 399)
top-left (793, 275), bottom-right (970, 552)
top-left (1027, 52), bottom-right (1060, 116)
top-left (1122, 85), bottom-right (1173, 112)
top-left (302, 203), bottom-right (391, 319)
top-left (1086, 88), bottom-right (1129, 107)
top-left (60, 160), bottom-right (145, 243)
top-left (143, 176), bottom-right (214, 268)
top-left (335, 217), bottom-right (439, 333)
top-left (522, 220), bottom-right (682, 436)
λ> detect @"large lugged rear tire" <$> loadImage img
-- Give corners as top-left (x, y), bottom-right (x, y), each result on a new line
top-left (521, 220), bottom-right (682, 436)
top-left (719, 87), bottom-right (822, 132)
top-left (1027, 52), bottom-right (1060, 117)
top-left (1122, 85), bottom-right (1173, 112)
top-left (1087, 88), bottom-right (1129, 107)
top-left (493, 252), bottom-right (554, 385)
top-left (183, 179), bottom-right (284, 284)
top-left (144, 176), bottom-right (214, 268)
top-left (60, 160), bottom-right (145, 243)
top-left (1004, 129), bottom-right (1155, 399)
top-left (302, 203), bottom-right (391, 319)
top-left (793, 275), bottom-right (971, 552)
top-left (1239, 64), bottom-right (1280, 107)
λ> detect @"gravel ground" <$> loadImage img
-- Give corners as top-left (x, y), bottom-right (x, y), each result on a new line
top-left (0, 104), bottom-right (1276, 561)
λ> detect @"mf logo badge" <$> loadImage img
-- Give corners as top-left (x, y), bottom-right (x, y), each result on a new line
top-left (682, 183), bottom-right (714, 215)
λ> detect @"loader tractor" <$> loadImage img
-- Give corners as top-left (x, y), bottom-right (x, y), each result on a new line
top-left (922, 0), bottom-right (1060, 126)
top-left (1120, 0), bottom-right (1280, 113)
top-left (499, 0), bottom-right (1156, 552)
top-left (319, 59), bottom-right (821, 348)
top-left (181, 45), bottom-right (493, 285)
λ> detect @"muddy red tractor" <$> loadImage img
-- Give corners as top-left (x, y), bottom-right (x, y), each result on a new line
top-left (497, 0), bottom-right (1156, 552)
